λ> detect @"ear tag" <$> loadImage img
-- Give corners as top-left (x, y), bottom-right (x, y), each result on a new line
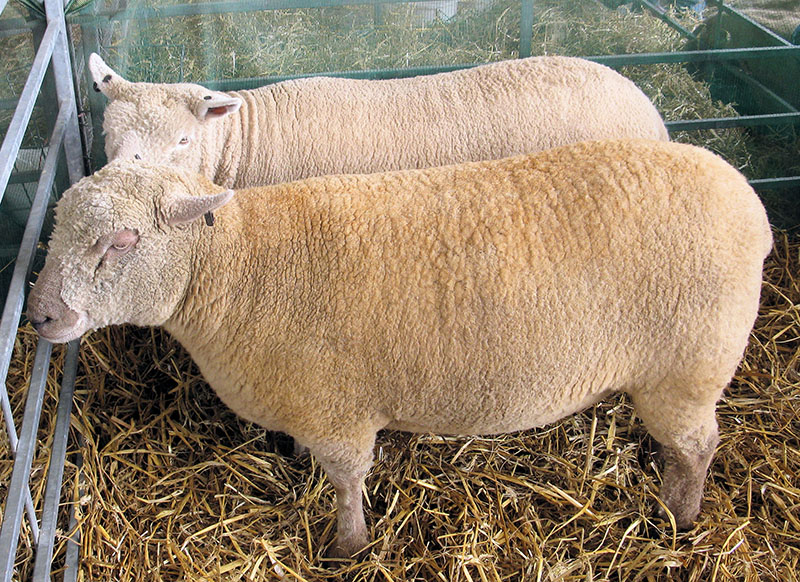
top-left (204, 211), bottom-right (215, 226)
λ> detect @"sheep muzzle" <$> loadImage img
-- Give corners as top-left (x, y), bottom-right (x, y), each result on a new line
top-left (27, 262), bottom-right (87, 343)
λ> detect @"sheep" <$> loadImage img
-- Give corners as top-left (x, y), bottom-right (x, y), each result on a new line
top-left (88, 53), bottom-right (669, 188)
top-left (28, 139), bottom-right (771, 559)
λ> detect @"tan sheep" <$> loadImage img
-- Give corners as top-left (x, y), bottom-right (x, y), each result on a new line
top-left (28, 139), bottom-right (771, 559)
top-left (88, 53), bottom-right (669, 187)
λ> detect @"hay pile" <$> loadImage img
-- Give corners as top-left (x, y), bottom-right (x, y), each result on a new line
top-left (1, 231), bottom-right (798, 581)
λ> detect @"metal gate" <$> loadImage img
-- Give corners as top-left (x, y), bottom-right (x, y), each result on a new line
top-left (0, 0), bottom-right (84, 580)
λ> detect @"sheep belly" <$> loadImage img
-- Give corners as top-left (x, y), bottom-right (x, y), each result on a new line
top-left (384, 386), bottom-right (615, 436)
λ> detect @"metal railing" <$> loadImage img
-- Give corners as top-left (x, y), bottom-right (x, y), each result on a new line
top-left (0, 0), bottom-right (85, 580)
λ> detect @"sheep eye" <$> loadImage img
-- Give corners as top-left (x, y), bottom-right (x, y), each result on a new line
top-left (178, 137), bottom-right (190, 145)
top-left (105, 229), bottom-right (139, 258)
top-left (112, 241), bottom-right (133, 252)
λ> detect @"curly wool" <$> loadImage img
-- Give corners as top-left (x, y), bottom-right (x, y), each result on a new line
top-left (30, 139), bottom-right (770, 558)
top-left (90, 54), bottom-right (669, 187)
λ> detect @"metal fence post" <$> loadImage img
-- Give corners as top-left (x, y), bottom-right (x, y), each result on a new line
top-left (79, 15), bottom-right (108, 170)
top-left (520, 0), bottom-right (533, 58)
top-left (47, 0), bottom-right (86, 185)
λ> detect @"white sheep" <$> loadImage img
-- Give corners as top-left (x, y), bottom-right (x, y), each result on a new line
top-left (88, 53), bottom-right (669, 187)
top-left (28, 139), bottom-right (771, 559)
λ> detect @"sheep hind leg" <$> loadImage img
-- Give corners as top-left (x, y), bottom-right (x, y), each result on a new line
top-left (632, 389), bottom-right (720, 529)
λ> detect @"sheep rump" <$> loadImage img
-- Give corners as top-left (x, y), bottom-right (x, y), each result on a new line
top-left (29, 139), bottom-right (771, 559)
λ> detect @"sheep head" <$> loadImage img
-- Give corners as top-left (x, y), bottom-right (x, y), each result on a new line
top-left (89, 54), bottom-right (242, 172)
top-left (28, 162), bottom-right (234, 343)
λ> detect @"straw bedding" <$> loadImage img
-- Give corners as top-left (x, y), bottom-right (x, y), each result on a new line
top-left (1, 231), bottom-right (798, 581)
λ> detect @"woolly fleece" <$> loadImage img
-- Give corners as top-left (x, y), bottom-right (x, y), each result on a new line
top-left (29, 139), bottom-right (771, 558)
top-left (89, 54), bottom-right (669, 187)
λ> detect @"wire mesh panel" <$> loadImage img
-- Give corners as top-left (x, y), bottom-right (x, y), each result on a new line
top-left (725, 0), bottom-right (800, 41)
top-left (67, 0), bottom-right (799, 225)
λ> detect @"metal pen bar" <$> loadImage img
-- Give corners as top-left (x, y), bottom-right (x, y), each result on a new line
top-left (0, 19), bottom-right (58, 203)
top-left (720, 2), bottom-right (793, 47)
top-left (519, 0), bottom-right (533, 58)
top-left (29, 5), bottom-right (85, 572)
top-left (749, 176), bottom-right (800, 190)
top-left (69, 0), bottom-right (463, 23)
top-left (205, 62), bottom-right (473, 90)
top-left (0, 339), bottom-right (54, 582)
top-left (47, 0), bottom-right (86, 184)
top-left (588, 45), bottom-right (800, 67)
top-left (719, 61), bottom-right (797, 113)
top-left (709, 0), bottom-right (725, 49)
top-left (0, 100), bottom-right (70, 549)
top-left (203, 46), bottom-right (800, 91)
top-left (637, 0), bottom-right (697, 40)
top-left (0, 98), bottom-right (20, 110)
top-left (62, 434), bottom-right (83, 582)
top-left (28, 3), bottom-right (85, 572)
top-left (31, 339), bottom-right (80, 582)
top-left (666, 112), bottom-right (800, 132)
top-left (8, 171), bottom-right (41, 186)
top-left (79, 16), bottom-right (107, 170)
top-left (0, 17), bottom-right (30, 35)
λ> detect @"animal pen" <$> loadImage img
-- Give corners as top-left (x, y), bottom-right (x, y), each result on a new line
top-left (0, 0), bottom-right (798, 580)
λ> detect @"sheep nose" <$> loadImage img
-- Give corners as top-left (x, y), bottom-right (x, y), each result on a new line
top-left (134, 154), bottom-right (141, 160)
top-left (27, 261), bottom-right (68, 331)
top-left (27, 303), bottom-right (53, 331)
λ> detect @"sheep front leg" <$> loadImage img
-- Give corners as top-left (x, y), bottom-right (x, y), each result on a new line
top-left (311, 436), bottom-right (376, 559)
top-left (325, 464), bottom-right (370, 558)
top-left (658, 424), bottom-right (719, 528)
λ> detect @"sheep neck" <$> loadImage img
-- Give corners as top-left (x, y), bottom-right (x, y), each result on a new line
top-left (161, 192), bottom-right (330, 433)
top-left (163, 190), bottom-right (325, 352)
top-left (216, 88), bottom-right (286, 188)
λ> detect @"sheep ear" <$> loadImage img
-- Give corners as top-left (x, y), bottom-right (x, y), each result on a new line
top-left (194, 93), bottom-right (242, 121)
top-left (165, 189), bottom-right (235, 226)
top-left (88, 53), bottom-right (129, 100)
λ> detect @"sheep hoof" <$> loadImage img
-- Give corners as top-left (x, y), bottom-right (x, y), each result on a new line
top-left (324, 545), bottom-right (351, 560)
top-left (657, 433), bottom-right (718, 531)
top-left (324, 539), bottom-right (369, 561)
top-left (656, 503), bottom-right (697, 531)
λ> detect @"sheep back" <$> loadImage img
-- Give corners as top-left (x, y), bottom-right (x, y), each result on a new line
top-left (231, 56), bottom-right (669, 185)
